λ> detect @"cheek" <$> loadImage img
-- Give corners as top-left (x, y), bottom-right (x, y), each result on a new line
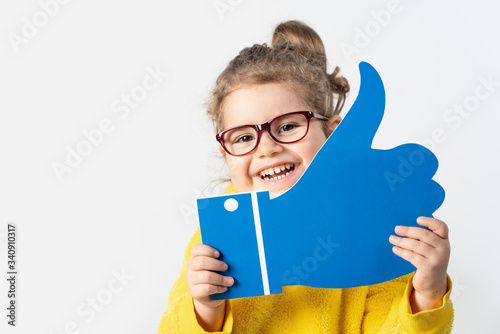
top-left (226, 158), bottom-right (250, 180)
top-left (303, 149), bottom-right (318, 166)
top-left (301, 137), bottom-right (327, 165)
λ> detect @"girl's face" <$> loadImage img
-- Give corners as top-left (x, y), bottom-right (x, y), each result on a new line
top-left (220, 83), bottom-right (340, 198)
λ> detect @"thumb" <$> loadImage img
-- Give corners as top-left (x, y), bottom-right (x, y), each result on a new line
top-left (332, 61), bottom-right (385, 148)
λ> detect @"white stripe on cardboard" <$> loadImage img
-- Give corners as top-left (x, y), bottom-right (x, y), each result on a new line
top-left (251, 192), bottom-right (270, 295)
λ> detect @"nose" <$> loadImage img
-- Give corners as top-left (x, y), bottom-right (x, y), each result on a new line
top-left (255, 131), bottom-right (283, 157)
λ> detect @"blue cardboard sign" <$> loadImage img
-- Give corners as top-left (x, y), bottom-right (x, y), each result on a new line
top-left (198, 62), bottom-right (445, 300)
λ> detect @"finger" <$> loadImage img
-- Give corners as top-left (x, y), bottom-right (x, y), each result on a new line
top-left (389, 235), bottom-right (436, 259)
top-left (191, 243), bottom-right (221, 258)
top-left (190, 284), bottom-right (228, 299)
top-left (191, 256), bottom-right (228, 272)
top-left (194, 271), bottom-right (234, 287)
top-left (394, 225), bottom-right (442, 248)
top-left (416, 217), bottom-right (449, 239)
top-left (392, 246), bottom-right (427, 268)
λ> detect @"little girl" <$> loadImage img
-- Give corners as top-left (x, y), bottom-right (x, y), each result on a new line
top-left (158, 20), bottom-right (454, 333)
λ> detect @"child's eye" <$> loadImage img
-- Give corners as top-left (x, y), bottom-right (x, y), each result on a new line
top-left (234, 135), bottom-right (255, 144)
top-left (278, 123), bottom-right (300, 133)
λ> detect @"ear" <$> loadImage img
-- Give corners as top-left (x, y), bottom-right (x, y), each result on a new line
top-left (326, 115), bottom-right (342, 136)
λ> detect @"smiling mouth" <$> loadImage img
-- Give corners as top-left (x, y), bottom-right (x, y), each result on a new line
top-left (259, 164), bottom-right (295, 181)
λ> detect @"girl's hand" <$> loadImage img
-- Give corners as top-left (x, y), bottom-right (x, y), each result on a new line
top-left (187, 243), bottom-right (234, 309)
top-left (389, 217), bottom-right (450, 312)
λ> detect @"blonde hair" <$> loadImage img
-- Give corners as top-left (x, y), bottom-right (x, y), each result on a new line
top-left (207, 20), bottom-right (350, 135)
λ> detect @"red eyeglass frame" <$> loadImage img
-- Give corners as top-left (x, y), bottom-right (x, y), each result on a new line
top-left (216, 111), bottom-right (329, 156)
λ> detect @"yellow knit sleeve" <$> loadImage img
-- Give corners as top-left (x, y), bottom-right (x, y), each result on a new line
top-left (396, 273), bottom-right (454, 333)
top-left (156, 227), bottom-right (234, 333)
top-left (362, 272), bottom-right (454, 333)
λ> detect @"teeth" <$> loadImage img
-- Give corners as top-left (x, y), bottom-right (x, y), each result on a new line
top-left (260, 164), bottom-right (295, 180)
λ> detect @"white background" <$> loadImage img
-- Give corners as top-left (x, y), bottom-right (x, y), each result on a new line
top-left (1, 0), bottom-right (498, 333)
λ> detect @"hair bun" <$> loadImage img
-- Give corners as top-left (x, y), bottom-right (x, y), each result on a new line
top-left (272, 20), bottom-right (327, 71)
top-left (328, 66), bottom-right (350, 94)
top-left (272, 21), bottom-right (349, 114)
top-left (328, 66), bottom-right (350, 114)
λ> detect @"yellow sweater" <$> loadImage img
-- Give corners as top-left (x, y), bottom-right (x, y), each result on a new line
top-left (158, 186), bottom-right (454, 333)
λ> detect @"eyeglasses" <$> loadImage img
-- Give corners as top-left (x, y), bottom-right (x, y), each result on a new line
top-left (216, 111), bottom-right (329, 156)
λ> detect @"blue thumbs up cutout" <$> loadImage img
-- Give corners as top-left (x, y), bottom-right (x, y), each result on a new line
top-left (198, 62), bottom-right (445, 300)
